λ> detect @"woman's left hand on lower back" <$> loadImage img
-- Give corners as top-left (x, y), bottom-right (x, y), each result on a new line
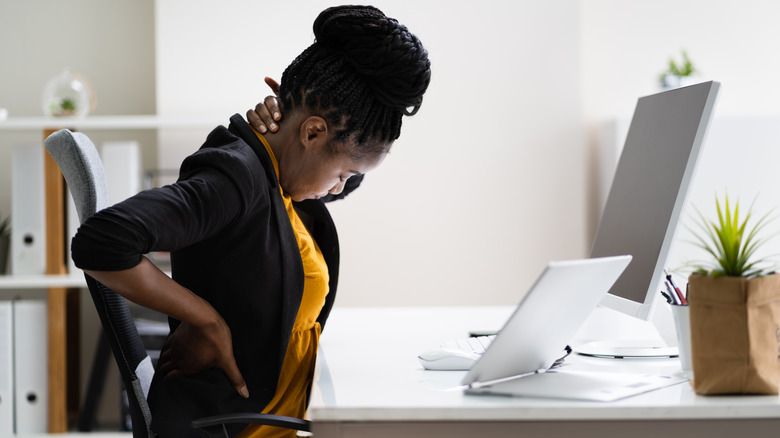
top-left (159, 313), bottom-right (250, 398)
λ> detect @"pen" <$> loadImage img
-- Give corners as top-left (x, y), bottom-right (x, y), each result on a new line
top-left (664, 279), bottom-right (681, 305)
top-left (660, 290), bottom-right (673, 304)
top-left (664, 269), bottom-right (688, 305)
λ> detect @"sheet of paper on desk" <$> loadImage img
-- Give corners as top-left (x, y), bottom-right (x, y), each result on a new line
top-left (465, 369), bottom-right (686, 402)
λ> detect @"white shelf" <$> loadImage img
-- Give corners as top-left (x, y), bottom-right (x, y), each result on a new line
top-left (0, 273), bottom-right (86, 289)
top-left (0, 115), bottom-right (226, 131)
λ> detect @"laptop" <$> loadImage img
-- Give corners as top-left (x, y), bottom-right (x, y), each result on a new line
top-left (455, 255), bottom-right (686, 401)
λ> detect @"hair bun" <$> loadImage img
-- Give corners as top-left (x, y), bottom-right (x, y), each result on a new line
top-left (313, 5), bottom-right (431, 115)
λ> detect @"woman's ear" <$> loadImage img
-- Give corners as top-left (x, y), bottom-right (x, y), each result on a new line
top-left (299, 116), bottom-right (329, 150)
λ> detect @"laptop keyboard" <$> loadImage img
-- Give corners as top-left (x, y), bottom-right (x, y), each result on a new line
top-left (441, 335), bottom-right (496, 355)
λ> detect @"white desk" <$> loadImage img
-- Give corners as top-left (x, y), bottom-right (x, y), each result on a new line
top-left (309, 307), bottom-right (780, 438)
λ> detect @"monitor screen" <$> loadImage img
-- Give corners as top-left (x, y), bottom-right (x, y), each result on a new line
top-left (590, 81), bottom-right (720, 321)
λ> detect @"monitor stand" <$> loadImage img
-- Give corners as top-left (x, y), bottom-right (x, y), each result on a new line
top-left (571, 304), bottom-right (679, 359)
top-left (575, 340), bottom-right (678, 359)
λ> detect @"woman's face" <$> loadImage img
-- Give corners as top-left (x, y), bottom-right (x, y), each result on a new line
top-left (280, 138), bottom-right (388, 202)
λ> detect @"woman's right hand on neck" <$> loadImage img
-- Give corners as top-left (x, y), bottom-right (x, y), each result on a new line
top-left (247, 76), bottom-right (282, 134)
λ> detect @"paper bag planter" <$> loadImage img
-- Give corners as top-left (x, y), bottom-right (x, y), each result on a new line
top-left (688, 274), bottom-right (780, 395)
top-left (685, 195), bottom-right (780, 395)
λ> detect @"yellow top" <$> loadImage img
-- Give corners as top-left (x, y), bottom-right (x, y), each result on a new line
top-left (238, 132), bottom-right (330, 438)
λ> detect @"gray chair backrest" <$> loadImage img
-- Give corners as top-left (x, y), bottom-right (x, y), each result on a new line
top-left (45, 129), bottom-right (155, 438)
top-left (45, 130), bottom-right (108, 223)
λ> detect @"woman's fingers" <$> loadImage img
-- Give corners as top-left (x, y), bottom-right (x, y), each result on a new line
top-left (247, 96), bottom-right (280, 133)
top-left (264, 76), bottom-right (281, 95)
top-left (220, 355), bottom-right (249, 398)
top-left (247, 77), bottom-right (283, 133)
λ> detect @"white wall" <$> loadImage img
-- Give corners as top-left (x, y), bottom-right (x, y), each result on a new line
top-left (581, 0), bottom-right (780, 271)
top-left (155, 0), bottom-right (586, 307)
top-left (581, 0), bottom-right (780, 121)
top-left (0, 0), bottom-right (156, 116)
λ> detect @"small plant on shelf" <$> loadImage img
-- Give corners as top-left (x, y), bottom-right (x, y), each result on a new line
top-left (660, 50), bottom-right (698, 89)
top-left (51, 98), bottom-right (78, 117)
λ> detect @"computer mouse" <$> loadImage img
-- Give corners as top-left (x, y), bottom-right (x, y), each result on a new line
top-left (418, 348), bottom-right (481, 371)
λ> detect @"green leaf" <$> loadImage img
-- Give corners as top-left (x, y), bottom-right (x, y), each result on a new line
top-left (685, 194), bottom-right (778, 277)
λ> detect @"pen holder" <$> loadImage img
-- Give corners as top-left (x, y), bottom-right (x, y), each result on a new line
top-left (670, 305), bottom-right (693, 377)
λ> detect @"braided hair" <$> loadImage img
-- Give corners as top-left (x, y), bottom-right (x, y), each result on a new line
top-left (278, 5), bottom-right (431, 157)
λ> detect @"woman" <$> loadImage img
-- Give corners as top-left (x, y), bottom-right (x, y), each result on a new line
top-left (72, 5), bottom-right (430, 437)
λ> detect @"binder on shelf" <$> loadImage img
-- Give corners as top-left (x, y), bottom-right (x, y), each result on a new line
top-left (13, 297), bottom-right (48, 434)
top-left (0, 300), bottom-right (13, 435)
top-left (102, 140), bottom-right (141, 206)
top-left (11, 144), bottom-right (47, 275)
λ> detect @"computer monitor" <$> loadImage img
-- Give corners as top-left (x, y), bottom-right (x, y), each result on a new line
top-left (589, 81), bottom-right (720, 322)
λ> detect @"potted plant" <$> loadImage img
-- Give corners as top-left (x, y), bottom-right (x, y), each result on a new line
top-left (0, 215), bottom-right (9, 275)
top-left (660, 50), bottom-right (698, 89)
top-left (686, 195), bottom-right (780, 395)
top-left (41, 68), bottom-right (96, 118)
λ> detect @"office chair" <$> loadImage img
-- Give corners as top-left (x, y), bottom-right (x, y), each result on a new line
top-left (45, 129), bottom-right (311, 437)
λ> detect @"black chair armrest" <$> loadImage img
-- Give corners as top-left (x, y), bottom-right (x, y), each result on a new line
top-left (192, 412), bottom-right (311, 437)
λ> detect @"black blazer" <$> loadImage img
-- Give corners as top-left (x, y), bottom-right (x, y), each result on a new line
top-left (73, 114), bottom-right (355, 437)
